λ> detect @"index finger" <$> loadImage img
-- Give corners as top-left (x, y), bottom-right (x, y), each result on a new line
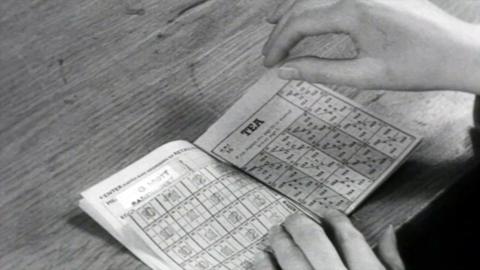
top-left (267, 0), bottom-right (297, 24)
top-left (322, 209), bottom-right (385, 270)
top-left (283, 213), bottom-right (347, 270)
top-left (269, 225), bottom-right (314, 270)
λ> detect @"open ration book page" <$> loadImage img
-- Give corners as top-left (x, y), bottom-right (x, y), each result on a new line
top-left (80, 140), bottom-right (302, 270)
top-left (195, 72), bottom-right (421, 215)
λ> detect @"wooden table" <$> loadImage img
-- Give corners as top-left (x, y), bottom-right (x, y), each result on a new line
top-left (1, 0), bottom-right (479, 269)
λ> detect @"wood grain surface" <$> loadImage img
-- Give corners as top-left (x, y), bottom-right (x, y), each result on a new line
top-left (1, 0), bottom-right (480, 269)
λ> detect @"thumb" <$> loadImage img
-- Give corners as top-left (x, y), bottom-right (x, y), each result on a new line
top-left (377, 225), bottom-right (405, 270)
top-left (276, 56), bottom-right (384, 89)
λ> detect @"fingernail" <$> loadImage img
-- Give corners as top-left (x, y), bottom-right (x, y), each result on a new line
top-left (323, 208), bottom-right (343, 217)
top-left (277, 67), bottom-right (299, 79)
top-left (264, 56), bottom-right (277, 68)
top-left (269, 225), bottom-right (282, 234)
top-left (267, 225), bottom-right (282, 245)
top-left (253, 251), bottom-right (266, 263)
top-left (283, 213), bottom-right (302, 224)
top-left (386, 224), bottom-right (396, 239)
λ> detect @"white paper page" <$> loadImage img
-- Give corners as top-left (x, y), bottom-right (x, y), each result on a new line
top-left (116, 162), bottom-right (299, 270)
top-left (195, 72), bottom-right (421, 214)
top-left (80, 140), bottom-right (215, 270)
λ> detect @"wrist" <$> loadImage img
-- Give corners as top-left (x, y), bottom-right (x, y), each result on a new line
top-left (445, 22), bottom-right (480, 95)
top-left (467, 25), bottom-right (480, 95)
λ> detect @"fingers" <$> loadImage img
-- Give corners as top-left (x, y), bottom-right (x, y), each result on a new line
top-left (264, 15), bottom-right (321, 67)
top-left (377, 225), bottom-right (405, 270)
top-left (253, 251), bottom-right (280, 270)
top-left (262, 9), bottom-right (293, 57)
top-left (322, 209), bottom-right (385, 270)
top-left (267, 0), bottom-right (296, 24)
top-left (277, 56), bottom-right (384, 88)
top-left (263, 0), bottom-right (354, 67)
top-left (268, 225), bottom-right (314, 270)
top-left (283, 213), bottom-right (347, 270)
top-left (264, 213), bottom-right (395, 270)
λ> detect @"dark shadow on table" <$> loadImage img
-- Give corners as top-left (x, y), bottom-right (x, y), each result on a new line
top-left (397, 126), bottom-right (480, 270)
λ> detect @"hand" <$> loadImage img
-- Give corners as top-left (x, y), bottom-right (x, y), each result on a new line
top-left (253, 211), bottom-right (405, 270)
top-left (263, 0), bottom-right (480, 93)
